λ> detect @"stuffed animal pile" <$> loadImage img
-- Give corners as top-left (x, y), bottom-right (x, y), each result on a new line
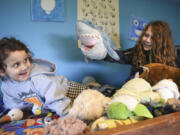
top-left (67, 77), bottom-right (180, 131)
top-left (106, 78), bottom-right (160, 120)
top-left (1, 76), bottom-right (180, 134)
top-left (1, 63), bottom-right (180, 134)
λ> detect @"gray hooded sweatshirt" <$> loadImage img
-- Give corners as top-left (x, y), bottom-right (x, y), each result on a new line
top-left (1, 58), bottom-right (71, 116)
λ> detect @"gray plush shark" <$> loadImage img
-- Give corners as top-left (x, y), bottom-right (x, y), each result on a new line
top-left (76, 20), bottom-right (120, 61)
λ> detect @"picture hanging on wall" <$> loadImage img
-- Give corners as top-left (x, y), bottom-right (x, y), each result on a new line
top-left (129, 16), bottom-right (149, 41)
top-left (31, 0), bottom-right (64, 22)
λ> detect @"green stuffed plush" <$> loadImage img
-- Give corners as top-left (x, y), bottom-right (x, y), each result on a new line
top-left (133, 104), bottom-right (153, 118)
top-left (106, 102), bottom-right (153, 120)
top-left (106, 102), bottom-right (133, 120)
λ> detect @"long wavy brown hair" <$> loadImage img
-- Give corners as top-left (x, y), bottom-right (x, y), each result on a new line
top-left (132, 21), bottom-right (176, 68)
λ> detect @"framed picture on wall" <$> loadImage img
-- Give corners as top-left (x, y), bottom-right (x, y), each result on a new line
top-left (129, 16), bottom-right (149, 41)
top-left (31, 0), bottom-right (64, 22)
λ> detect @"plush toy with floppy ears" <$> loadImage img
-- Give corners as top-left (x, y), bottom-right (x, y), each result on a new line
top-left (139, 63), bottom-right (180, 87)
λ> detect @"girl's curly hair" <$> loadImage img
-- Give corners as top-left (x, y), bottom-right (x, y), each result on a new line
top-left (0, 37), bottom-right (32, 72)
top-left (132, 21), bottom-right (176, 68)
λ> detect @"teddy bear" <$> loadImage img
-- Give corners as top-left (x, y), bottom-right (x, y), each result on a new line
top-left (43, 116), bottom-right (89, 135)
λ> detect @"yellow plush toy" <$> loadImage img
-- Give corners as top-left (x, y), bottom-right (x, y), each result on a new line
top-left (110, 78), bottom-right (161, 109)
top-left (90, 116), bottom-right (143, 131)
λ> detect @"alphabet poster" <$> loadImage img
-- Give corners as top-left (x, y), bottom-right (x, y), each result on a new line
top-left (77, 0), bottom-right (120, 48)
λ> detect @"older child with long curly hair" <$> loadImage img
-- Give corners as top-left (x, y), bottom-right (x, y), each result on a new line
top-left (105, 20), bottom-right (177, 79)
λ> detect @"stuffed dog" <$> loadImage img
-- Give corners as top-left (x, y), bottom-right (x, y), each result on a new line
top-left (140, 63), bottom-right (180, 87)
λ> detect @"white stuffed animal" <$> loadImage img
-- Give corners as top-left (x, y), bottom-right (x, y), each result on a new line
top-left (152, 79), bottom-right (179, 101)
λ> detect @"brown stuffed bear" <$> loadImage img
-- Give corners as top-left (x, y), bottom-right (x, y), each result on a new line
top-left (139, 63), bottom-right (180, 88)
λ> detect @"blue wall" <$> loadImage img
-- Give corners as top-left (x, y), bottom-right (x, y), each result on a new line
top-left (0, 0), bottom-right (180, 88)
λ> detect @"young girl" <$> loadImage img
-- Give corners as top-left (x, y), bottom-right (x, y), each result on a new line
top-left (104, 20), bottom-right (177, 79)
top-left (0, 37), bottom-right (87, 116)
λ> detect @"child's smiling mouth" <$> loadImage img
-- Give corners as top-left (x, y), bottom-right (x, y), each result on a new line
top-left (18, 71), bottom-right (29, 79)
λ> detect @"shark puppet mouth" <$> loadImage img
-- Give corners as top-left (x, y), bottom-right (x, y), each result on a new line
top-left (79, 34), bottom-right (99, 51)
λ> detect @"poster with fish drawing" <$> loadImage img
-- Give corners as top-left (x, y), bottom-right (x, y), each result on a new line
top-left (129, 16), bottom-right (149, 41)
top-left (31, 0), bottom-right (64, 22)
top-left (77, 0), bottom-right (120, 49)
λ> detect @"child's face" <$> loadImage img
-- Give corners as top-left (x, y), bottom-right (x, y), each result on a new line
top-left (142, 26), bottom-right (153, 51)
top-left (2, 50), bottom-right (31, 81)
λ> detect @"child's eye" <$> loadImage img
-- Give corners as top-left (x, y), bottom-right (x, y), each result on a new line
top-left (24, 58), bottom-right (27, 63)
top-left (144, 33), bottom-right (153, 40)
top-left (24, 58), bottom-right (29, 63)
top-left (13, 63), bottom-right (19, 68)
top-left (144, 33), bottom-right (150, 38)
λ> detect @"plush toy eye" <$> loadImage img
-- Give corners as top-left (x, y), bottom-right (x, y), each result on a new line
top-left (133, 19), bottom-right (139, 27)
top-left (44, 117), bottom-right (52, 125)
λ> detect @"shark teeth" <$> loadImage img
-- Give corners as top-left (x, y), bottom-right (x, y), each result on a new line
top-left (79, 34), bottom-right (99, 39)
top-left (79, 33), bottom-right (100, 46)
top-left (80, 36), bottom-right (98, 46)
